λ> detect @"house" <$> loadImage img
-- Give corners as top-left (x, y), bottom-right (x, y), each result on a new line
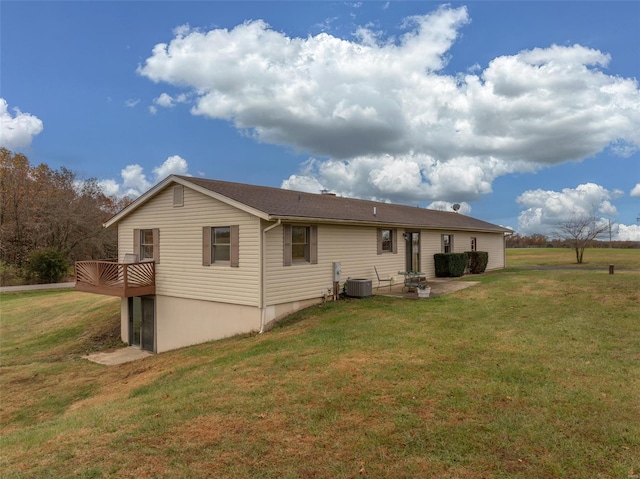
top-left (75, 175), bottom-right (512, 353)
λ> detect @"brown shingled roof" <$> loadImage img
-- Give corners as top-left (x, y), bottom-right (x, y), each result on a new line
top-left (178, 176), bottom-right (511, 233)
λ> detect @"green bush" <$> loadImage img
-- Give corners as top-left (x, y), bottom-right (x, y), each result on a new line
top-left (466, 251), bottom-right (489, 274)
top-left (0, 261), bottom-right (26, 286)
top-left (27, 248), bottom-right (70, 284)
top-left (434, 253), bottom-right (468, 277)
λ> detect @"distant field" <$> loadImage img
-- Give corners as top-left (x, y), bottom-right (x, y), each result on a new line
top-left (1, 252), bottom-right (639, 478)
top-left (507, 247), bottom-right (640, 269)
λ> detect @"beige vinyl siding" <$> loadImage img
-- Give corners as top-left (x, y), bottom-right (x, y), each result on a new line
top-left (420, 230), bottom-right (505, 273)
top-left (472, 232), bottom-right (506, 270)
top-left (118, 186), bottom-right (261, 306)
top-left (263, 225), bottom-right (507, 305)
top-left (264, 224), bottom-right (406, 305)
top-left (418, 231), bottom-right (442, 278)
top-left (445, 231), bottom-right (505, 270)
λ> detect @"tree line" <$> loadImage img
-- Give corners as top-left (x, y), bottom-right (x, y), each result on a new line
top-left (0, 148), bottom-right (131, 284)
top-left (506, 233), bottom-right (639, 250)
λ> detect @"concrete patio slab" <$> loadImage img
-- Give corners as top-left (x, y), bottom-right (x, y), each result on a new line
top-left (83, 347), bottom-right (152, 366)
top-left (374, 277), bottom-right (479, 299)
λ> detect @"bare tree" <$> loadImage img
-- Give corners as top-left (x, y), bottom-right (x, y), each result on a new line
top-left (1, 148), bottom-right (131, 268)
top-left (555, 216), bottom-right (609, 264)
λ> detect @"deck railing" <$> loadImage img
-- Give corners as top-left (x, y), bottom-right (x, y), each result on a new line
top-left (75, 260), bottom-right (155, 297)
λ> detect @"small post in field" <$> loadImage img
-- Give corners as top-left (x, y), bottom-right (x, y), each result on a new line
top-left (609, 264), bottom-right (614, 275)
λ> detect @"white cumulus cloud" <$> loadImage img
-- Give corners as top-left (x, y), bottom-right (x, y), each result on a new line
top-left (97, 178), bottom-right (121, 197)
top-left (137, 6), bottom-right (640, 205)
top-left (154, 93), bottom-right (175, 108)
top-left (0, 98), bottom-right (44, 150)
top-left (99, 155), bottom-right (190, 198)
top-left (616, 224), bottom-right (640, 241)
top-left (281, 173), bottom-right (325, 194)
top-left (120, 164), bottom-right (151, 195)
top-left (151, 92), bottom-right (189, 112)
top-left (152, 154), bottom-right (189, 179)
top-left (281, 153), bottom-right (507, 204)
top-left (631, 184), bottom-right (640, 197)
top-left (514, 183), bottom-right (639, 239)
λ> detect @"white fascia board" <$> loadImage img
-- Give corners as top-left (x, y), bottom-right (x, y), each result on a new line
top-left (103, 175), bottom-right (269, 228)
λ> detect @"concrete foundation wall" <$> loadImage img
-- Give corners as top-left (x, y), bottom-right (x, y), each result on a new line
top-left (261, 297), bottom-right (323, 332)
top-left (155, 295), bottom-right (261, 353)
top-left (121, 294), bottom-right (324, 353)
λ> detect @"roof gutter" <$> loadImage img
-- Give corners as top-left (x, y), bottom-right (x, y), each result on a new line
top-left (267, 215), bottom-right (512, 234)
top-left (259, 219), bottom-right (281, 334)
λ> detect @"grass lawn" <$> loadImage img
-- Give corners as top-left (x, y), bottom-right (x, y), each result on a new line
top-left (507, 247), bottom-right (640, 269)
top-left (1, 249), bottom-right (639, 478)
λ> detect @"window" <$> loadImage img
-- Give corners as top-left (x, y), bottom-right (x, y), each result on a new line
top-left (212, 227), bottom-right (231, 262)
top-left (134, 228), bottom-right (159, 263)
top-left (292, 226), bottom-right (310, 262)
top-left (377, 228), bottom-right (397, 254)
top-left (442, 234), bottom-right (453, 253)
top-left (470, 237), bottom-right (477, 252)
top-left (406, 231), bottom-right (420, 272)
top-left (202, 225), bottom-right (239, 267)
top-left (283, 224), bottom-right (317, 266)
top-left (140, 230), bottom-right (154, 260)
top-left (381, 229), bottom-right (392, 252)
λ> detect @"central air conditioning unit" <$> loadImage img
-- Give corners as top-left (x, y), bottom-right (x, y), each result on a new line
top-left (345, 278), bottom-right (373, 298)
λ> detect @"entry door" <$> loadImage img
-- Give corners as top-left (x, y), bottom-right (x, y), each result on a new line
top-left (129, 296), bottom-right (155, 352)
top-left (405, 232), bottom-right (421, 272)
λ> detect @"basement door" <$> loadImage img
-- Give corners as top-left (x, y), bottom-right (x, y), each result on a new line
top-left (128, 296), bottom-right (155, 352)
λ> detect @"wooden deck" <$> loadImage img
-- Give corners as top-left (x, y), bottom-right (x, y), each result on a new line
top-left (75, 260), bottom-right (155, 297)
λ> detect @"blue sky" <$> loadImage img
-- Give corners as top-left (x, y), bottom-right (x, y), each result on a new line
top-left (2, 1), bottom-right (639, 239)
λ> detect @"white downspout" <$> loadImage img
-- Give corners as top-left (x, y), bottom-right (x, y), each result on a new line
top-left (260, 219), bottom-right (281, 333)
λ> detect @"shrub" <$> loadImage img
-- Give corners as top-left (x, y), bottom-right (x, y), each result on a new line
top-left (26, 248), bottom-right (70, 284)
top-left (434, 253), bottom-right (468, 277)
top-left (466, 251), bottom-right (489, 274)
top-left (0, 261), bottom-right (26, 286)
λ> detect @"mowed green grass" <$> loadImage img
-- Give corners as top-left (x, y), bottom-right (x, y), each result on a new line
top-left (1, 249), bottom-right (639, 478)
top-left (507, 247), bottom-right (640, 268)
